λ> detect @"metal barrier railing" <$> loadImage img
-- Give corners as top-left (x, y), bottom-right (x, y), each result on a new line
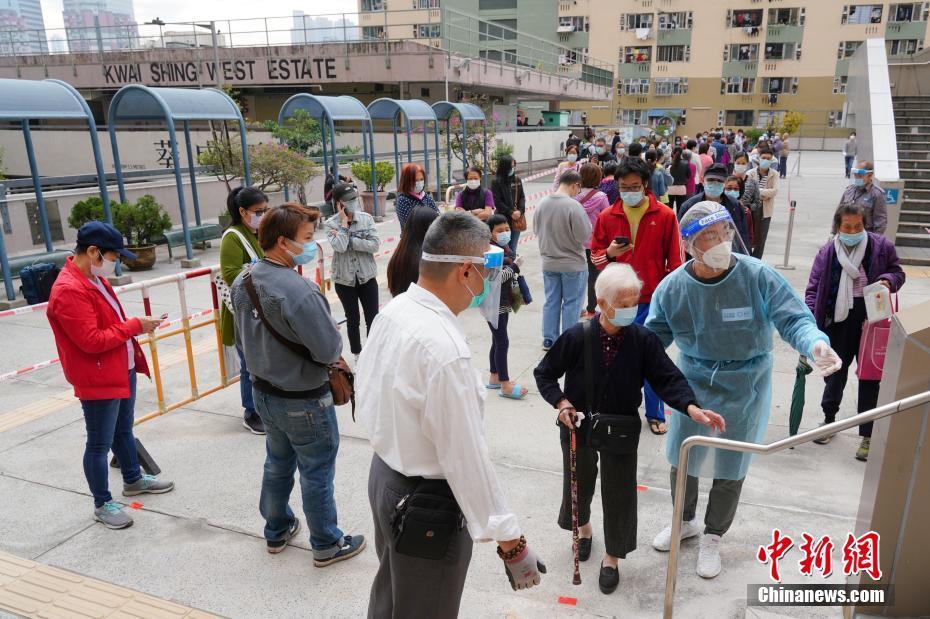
top-left (663, 388), bottom-right (930, 618)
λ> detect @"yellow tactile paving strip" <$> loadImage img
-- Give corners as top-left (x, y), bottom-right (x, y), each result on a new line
top-left (0, 551), bottom-right (221, 618)
top-left (0, 338), bottom-right (216, 434)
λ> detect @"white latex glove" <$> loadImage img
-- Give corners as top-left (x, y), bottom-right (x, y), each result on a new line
top-left (514, 255), bottom-right (524, 267)
top-left (811, 341), bottom-right (842, 377)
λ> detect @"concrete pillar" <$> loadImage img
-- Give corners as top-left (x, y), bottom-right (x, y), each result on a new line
top-left (849, 300), bottom-right (930, 617)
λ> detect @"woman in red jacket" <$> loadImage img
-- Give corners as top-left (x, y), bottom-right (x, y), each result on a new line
top-left (47, 222), bottom-right (174, 530)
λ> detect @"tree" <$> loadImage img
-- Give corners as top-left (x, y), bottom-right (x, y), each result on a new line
top-left (778, 111), bottom-right (805, 136)
top-left (248, 143), bottom-right (319, 194)
top-left (198, 135), bottom-right (244, 193)
top-left (262, 108), bottom-right (322, 157)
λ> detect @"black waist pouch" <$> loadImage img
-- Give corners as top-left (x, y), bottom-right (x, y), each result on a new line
top-left (588, 413), bottom-right (642, 455)
top-left (392, 479), bottom-right (465, 561)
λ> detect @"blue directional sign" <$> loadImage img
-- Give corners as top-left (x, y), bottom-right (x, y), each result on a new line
top-left (885, 188), bottom-right (899, 204)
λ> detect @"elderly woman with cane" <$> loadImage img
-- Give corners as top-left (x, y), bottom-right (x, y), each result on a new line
top-left (534, 263), bottom-right (725, 594)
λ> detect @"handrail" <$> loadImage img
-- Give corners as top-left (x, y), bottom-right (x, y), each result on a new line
top-left (663, 389), bottom-right (930, 618)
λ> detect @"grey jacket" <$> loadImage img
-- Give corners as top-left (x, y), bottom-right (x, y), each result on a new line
top-left (840, 182), bottom-right (887, 234)
top-left (232, 259), bottom-right (342, 392)
top-left (533, 193), bottom-right (592, 272)
top-left (323, 211), bottom-right (380, 286)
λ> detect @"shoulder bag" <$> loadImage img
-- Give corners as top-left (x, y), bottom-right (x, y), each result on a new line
top-left (583, 319), bottom-right (642, 455)
top-left (242, 270), bottom-right (355, 417)
top-left (511, 180), bottom-right (528, 232)
top-left (391, 478), bottom-right (465, 560)
top-left (214, 228), bottom-right (258, 313)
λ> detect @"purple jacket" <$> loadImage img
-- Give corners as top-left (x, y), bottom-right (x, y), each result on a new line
top-left (805, 232), bottom-right (905, 329)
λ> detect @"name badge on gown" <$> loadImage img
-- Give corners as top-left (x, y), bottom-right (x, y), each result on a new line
top-left (721, 307), bottom-right (752, 322)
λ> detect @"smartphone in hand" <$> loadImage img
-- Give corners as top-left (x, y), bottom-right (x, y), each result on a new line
top-left (614, 236), bottom-right (630, 247)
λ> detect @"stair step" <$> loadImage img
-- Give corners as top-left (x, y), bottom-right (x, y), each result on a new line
top-left (898, 222), bottom-right (930, 235)
top-left (895, 231), bottom-right (930, 248)
top-left (901, 211), bottom-right (930, 223)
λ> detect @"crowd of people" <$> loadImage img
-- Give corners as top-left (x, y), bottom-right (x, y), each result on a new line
top-left (42, 121), bottom-right (903, 616)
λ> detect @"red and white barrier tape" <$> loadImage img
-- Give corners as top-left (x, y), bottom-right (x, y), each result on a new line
top-left (0, 357), bottom-right (61, 382)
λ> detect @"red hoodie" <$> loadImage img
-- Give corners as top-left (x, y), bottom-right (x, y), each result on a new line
top-left (47, 257), bottom-right (149, 400)
top-left (590, 193), bottom-right (684, 303)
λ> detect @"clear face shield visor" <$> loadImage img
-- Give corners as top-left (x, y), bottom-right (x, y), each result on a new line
top-left (680, 209), bottom-right (749, 269)
top-left (421, 245), bottom-right (505, 327)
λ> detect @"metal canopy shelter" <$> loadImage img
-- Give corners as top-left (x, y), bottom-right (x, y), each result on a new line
top-left (431, 101), bottom-right (488, 185)
top-left (108, 84), bottom-right (251, 262)
top-left (0, 78), bottom-right (111, 302)
top-left (277, 94), bottom-right (379, 217)
top-left (366, 98), bottom-right (440, 192)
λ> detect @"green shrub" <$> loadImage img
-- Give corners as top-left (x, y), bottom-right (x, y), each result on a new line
top-left (113, 195), bottom-right (173, 246)
top-left (351, 160), bottom-right (395, 192)
top-left (67, 196), bottom-right (107, 230)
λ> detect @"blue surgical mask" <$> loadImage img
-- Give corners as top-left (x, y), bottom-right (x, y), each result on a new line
top-left (725, 189), bottom-right (741, 200)
top-left (839, 231), bottom-right (866, 247)
top-left (567, 154), bottom-right (578, 162)
top-left (759, 159), bottom-right (772, 170)
top-left (853, 178), bottom-right (865, 187)
top-left (621, 191), bottom-right (644, 207)
top-left (596, 147), bottom-right (606, 155)
top-left (607, 305), bottom-right (638, 327)
top-left (465, 265), bottom-right (491, 308)
top-left (286, 239), bottom-right (318, 266)
top-left (704, 182), bottom-right (725, 198)
top-left (496, 231), bottom-right (511, 246)
top-left (508, 167), bottom-right (515, 177)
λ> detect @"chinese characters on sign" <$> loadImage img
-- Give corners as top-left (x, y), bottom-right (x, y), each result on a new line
top-left (153, 140), bottom-right (207, 169)
top-left (757, 530), bottom-right (882, 582)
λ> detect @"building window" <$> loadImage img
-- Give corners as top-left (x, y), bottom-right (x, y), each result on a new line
top-left (619, 109), bottom-right (646, 125)
top-left (724, 43), bottom-right (759, 61)
top-left (757, 110), bottom-right (786, 128)
top-left (622, 78), bottom-right (650, 95)
top-left (762, 77), bottom-right (799, 94)
top-left (479, 19), bottom-right (517, 41)
top-left (725, 110), bottom-right (755, 126)
top-left (620, 13), bottom-right (654, 30)
top-left (889, 3), bottom-right (929, 22)
top-left (765, 42), bottom-right (801, 60)
top-left (480, 49), bottom-right (518, 63)
top-left (361, 0), bottom-right (386, 11)
top-left (414, 24), bottom-right (441, 38)
top-left (560, 48), bottom-right (587, 65)
top-left (362, 26), bottom-right (385, 40)
top-left (888, 38), bottom-right (924, 55)
top-left (768, 7), bottom-right (806, 26)
top-left (729, 9), bottom-right (764, 28)
top-left (558, 16), bottom-right (589, 33)
top-left (656, 45), bottom-right (690, 62)
top-left (841, 4), bottom-right (884, 24)
top-left (658, 11), bottom-right (693, 29)
top-left (414, 0), bottom-right (441, 7)
top-left (828, 109), bottom-right (845, 127)
top-left (837, 40), bottom-right (863, 58)
top-left (622, 46), bottom-right (652, 63)
top-left (833, 75), bottom-right (849, 93)
top-left (722, 76), bottom-right (756, 94)
top-left (654, 77), bottom-right (688, 95)
top-left (478, 0), bottom-right (517, 9)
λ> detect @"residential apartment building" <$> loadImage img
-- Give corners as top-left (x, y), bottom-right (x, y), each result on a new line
top-left (0, 0), bottom-right (47, 54)
top-left (63, 0), bottom-right (138, 52)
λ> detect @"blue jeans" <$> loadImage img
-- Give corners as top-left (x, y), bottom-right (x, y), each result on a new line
top-left (542, 270), bottom-right (588, 345)
top-left (635, 303), bottom-right (665, 423)
top-left (508, 229), bottom-right (521, 255)
top-left (80, 370), bottom-right (142, 508)
top-left (845, 155), bottom-right (854, 178)
top-left (253, 387), bottom-right (344, 557)
top-left (236, 346), bottom-right (257, 421)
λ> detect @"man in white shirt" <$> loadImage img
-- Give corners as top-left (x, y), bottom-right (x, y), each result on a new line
top-left (357, 211), bottom-right (545, 617)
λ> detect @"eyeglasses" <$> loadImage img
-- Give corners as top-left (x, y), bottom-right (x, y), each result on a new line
top-left (619, 184), bottom-right (645, 192)
top-left (251, 207), bottom-right (270, 216)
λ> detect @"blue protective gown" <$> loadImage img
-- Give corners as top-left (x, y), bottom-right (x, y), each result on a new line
top-left (646, 254), bottom-right (828, 480)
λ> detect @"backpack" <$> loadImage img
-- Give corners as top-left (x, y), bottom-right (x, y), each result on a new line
top-left (20, 263), bottom-right (60, 305)
top-left (214, 228), bottom-right (259, 313)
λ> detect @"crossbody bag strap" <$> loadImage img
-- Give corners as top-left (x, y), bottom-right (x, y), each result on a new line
top-left (224, 228), bottom-right (258, 263)
top-left (242, 270), bottom-right (326, 368)
top-left (583, 319), bottom-right (594, 415)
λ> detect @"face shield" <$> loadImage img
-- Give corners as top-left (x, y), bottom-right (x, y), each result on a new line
top-left (680, 203), bottom-right (749, 270)
top-left (421, 245), bottom-right (505, 327)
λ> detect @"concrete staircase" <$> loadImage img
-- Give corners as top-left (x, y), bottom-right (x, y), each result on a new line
top-left (894, 96), bottom-right (930, 266)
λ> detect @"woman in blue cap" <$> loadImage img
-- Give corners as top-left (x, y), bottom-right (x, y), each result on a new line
top-left (645, 201), bottom-right (842, 580)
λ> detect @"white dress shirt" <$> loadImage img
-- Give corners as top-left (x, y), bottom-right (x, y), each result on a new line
top-left (356, 284), bottom-right (522, 543)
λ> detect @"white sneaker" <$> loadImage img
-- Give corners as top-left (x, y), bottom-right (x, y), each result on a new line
top-left (652, 519), bottom-right (702, 552)
top-left (696, 534), bottom-right (722, 578)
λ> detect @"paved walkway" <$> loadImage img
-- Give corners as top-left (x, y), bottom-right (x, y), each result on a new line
top-left (0, 151), bottom-right (927, 618)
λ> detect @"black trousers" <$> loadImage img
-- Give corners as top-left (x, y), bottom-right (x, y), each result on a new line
top-left (585, 249), bottom-right (599, 313)
top-left (558, 439), bottom-right (637, 558)
top-left (487, 312), bottom-right (511, 382)
top-left (750, 211), bottom-right (771, 259)
top-left (821, 298), bottom-right (880, 438)
top-left (334, 277), bottom-right (380, 355)
top-left (669, 193), bottom-right (689, 216)
top-left (669, 467), bottom-right (744, 537)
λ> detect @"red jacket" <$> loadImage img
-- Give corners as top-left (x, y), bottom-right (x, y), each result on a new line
top-left (47, 257), bottom-right (149, 400)
top-left (590, 194), bottom-right (684, 303)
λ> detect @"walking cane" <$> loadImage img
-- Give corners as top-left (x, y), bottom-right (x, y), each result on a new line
top-left (570, 422), bottom-right (581, 585)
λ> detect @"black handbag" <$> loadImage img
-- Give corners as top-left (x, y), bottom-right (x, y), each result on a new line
top-left (392, 479), bottom-right (465, 561)
top-left (583, 319), bottom-right (642, 455)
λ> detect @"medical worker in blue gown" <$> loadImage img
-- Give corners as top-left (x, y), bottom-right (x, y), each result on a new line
top-left (645, 202), bottom-right (842, 579)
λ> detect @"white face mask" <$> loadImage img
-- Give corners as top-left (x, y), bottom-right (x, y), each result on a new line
top-left (247, 212), bottom-right (264, 230)
top-left (700, 241), bottom-right (733, 270)
top-left (734, 164), bottom-right (748, 175)
top-left (91, 250), bottom-right (117, 278)
top-left (414, 180), bottom-right (425, 194)
top-left (466, 179), bottom-right (481, 190)
top-left (342, 199), bottom-right (359, 213)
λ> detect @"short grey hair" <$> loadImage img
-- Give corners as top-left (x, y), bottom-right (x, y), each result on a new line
top-left (419, 210), bottom-right (491, 278)
top-left (594, 263), bottom-right (642, 300)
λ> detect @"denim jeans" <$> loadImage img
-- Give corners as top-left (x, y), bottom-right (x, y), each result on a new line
top-left (634, 303), bottom-right (664, 423)
top-left (542, 270), bottom-right (588, 345)
top-left (80, 370), bottom-right (142, 508)
top-left (253, 386), bottom-right (344, 557)
top-left (508, 229), bottom-right (521, 255)
top-left (236, 346), bottom-right (257, 421)
top-left (845, 155), bottom-right (854, 178)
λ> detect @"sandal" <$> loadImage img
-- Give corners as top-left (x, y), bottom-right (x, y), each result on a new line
top-left (499, 384), bottom-right (528, 400)
top-left (485, 382), bottom-right (502, 390)
top-left (649, 419), bottom-right (668, 435)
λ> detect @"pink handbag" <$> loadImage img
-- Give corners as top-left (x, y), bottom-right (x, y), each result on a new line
top-left (856, 295), bottom-right (898, 381)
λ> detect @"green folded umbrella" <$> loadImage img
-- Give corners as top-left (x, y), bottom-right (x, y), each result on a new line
top-left (789, 355), bottom-right (814, 436)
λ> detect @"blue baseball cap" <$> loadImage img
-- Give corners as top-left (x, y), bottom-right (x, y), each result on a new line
top-left (76, 221), bottom-right (137, 260)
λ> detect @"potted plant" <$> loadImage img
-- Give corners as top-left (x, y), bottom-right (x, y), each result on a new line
top-left (113, 195), bottom-right (173, 271)
top-left (350, 159), bottom-right (394, 215)
top-left (67, 196), bottom-right (108, 231)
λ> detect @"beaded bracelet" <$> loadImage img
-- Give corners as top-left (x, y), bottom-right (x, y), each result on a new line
top-left (496, 535), bottom-right (527, 561)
